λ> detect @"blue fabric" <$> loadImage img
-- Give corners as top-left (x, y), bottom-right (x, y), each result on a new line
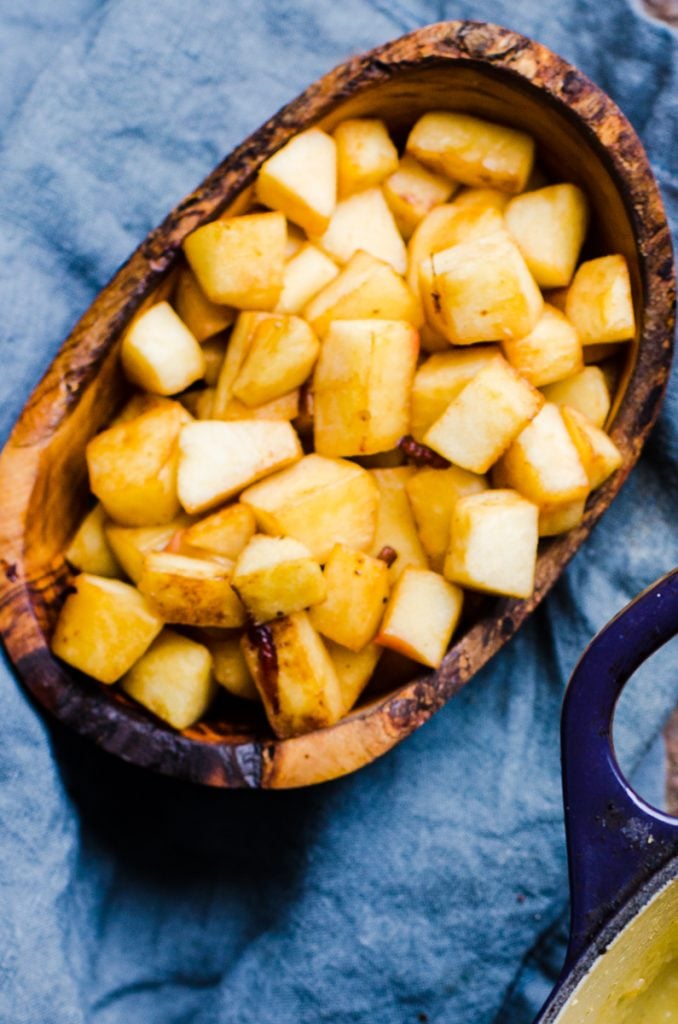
top-left (0, 2), bottom-right (676, 1021)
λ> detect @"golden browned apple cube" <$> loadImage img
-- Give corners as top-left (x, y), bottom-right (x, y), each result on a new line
top-left (309, 544), bottom-right (389, 651)
top-left (121, 629), bottom-right (217, 730)
top-left (424, 355), bottom-right (544, 473)
top-left (177, 419), bottom-right (302, 514)
top-left (219, 391), bottom-right (300, 423)
top-left (376, 566), bottom-right (463, 669)
top-left (565, 254), bottom-right (636, 344)
top-left (138, 551), bottom-right (245, 627)
top-left (405, 466), bottom-right (487, 571)
top-left (313, 319), bottom-right (419, 457)
top-left (444, 490), bottom-right (539, 599)
top-left (502, 304), bottom-right (583, 387)
top-left (493, 403), bottom-right (590, 507)
top-left (324, 640), bottom-right (382, 713)
top-left (334, 118), bottom-right (399, 197)
top-left (256, 128), bottom-right (337, 235)
top-left (241, 612), bottom-right (344, 738)
top-left (170, 503), bottom-right (255, 561)
top-left (383, 154), bottom-right (455, 238)
top-left (304, 250), bottom-right (422, 337)
top-left (183, 211), bottom-right (286, 309)
top-left (505, 183), bottom-right (589, 287)
top-left (561, 405), bottom-right (623, 490)
top-left (232, 535), bottom-right (326, 624)
top-left (411, 345), bottom-right (500, 441)
top-left (312, 187), bottom-right (407, 274)
top-left (106, 517), bottom-right (192, 583)
top-left (369, 467), bottom-right (428, 582)
top-left (407, 111), bottom-right (534, 193)
top-left (241, 454), bottom-right (379, 562)
top-left (111, 392), bottom-right (179, 425)
top-left (173, 266), bottom-right (234, 342)
top-left (212, 311), bottom-right (275, 417)
top-left (539, 499), bottom-right (587, 537)
top-left (66, 504), bottom-right (121, 578)
top-left (198, 337), bottom-right (226, 387)
top-left (51, 573), bottom-right (163, 684)
top-left (121, 301), bottom-right (205, 395)
top-left (406, 199), bottom-right (505, 296)
top-left (542, 366), bottom-right (611, 428)
top-left (231, 315), bottom-right (319, 407)
top-left (87, 401), bottom-right (186, 526)
top-left (419, 230), bottom-right (543, 345)
top-left (206, 634), bottom-right (259, 701)
top-left (275, 243), bottom-right (339, 315)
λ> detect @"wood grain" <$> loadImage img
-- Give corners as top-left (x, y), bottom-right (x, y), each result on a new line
top-left (0, 21), bottom-right (674, 788)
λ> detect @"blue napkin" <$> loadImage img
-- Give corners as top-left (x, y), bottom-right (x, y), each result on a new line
top-left (1, 2), bottom-right (676, 1021)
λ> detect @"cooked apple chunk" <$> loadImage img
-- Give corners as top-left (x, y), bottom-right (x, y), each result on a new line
top-left (233, 535), bottom-right (326, 624)
top-left (219, 391), bottom-right (300, 423)
top-left (542, 366), bottom-right (611, 428)
top-left (411, 346), bottom-right (500, 441)
top-left (106, 517), bottom-right (192, 583)
top-left (211, 311), bottom-right (275, 418)
top-left (304, 251), bottom-right (422, 337)
top-left (334, 118), bottom-right (399, 197)
top-left (121, 629), bottom-right (217, 730)
top-left (376, 567), bottom-right (463, 669)
top-left (505, 183), bottom-right (589, 287)
top-left (312, 187), bottom-right (407, 274)
top-left (561, 405), bottom-right (623, 490)
top-left (87, 401), bottom-right (186, 526)
top-left (183, 211), bottom-right (286, 309)
top-left (420, 230), bottom-right (543, 345)
top-left (309, 544), bottom-right (389, 651)
top-left (231, 315), bottom-right (319, 407)
top-left (275, 243), bottom-right (339, 315)
top-left (565, 254), bottom-right (636, 344)
top-left (313, 319), bottom-right (419, 457)
top-left (383, 154), bottom-right (456, 238)
top-left (241, 612), bottom-right (344, 738)
top-left (406, 199), bottom-right (505, 296)
top-left (538, 498), bottom-right (587, 537)
top-left (324, 640), bottom-right (382, 713)
top-left (66, 504), bottom-right (121, 578)
top-left (405, 466), bottom-right (488, 571)
top-left (173, 266), bottom-right (234, 341)
top-left (177, 419), bottom-right (302, 514)
top-left (51, 573), bottom-right (163, 684)
top-left (369, 467), bottom-right (428, 582)
top-left (424, 355), bottom-right (544, 473)
top-left (204, 634), bottom-right (259, 701)
top-left (444, 490), bottom-right (539, 599)
top-left (502, 304), bottom-right (583, 387)
top-left (241, 454), bottom-right (379, 562)
top-left (169, 503), bottom-right (255, 562)
top-left (138, 551), bottom-right (245, 627)
top-left (256, 128), bottom-right (337, 235)
top-left (407, 111), bottom-right (534, 193)
top-left (121, 301), bottom-right (205, 396)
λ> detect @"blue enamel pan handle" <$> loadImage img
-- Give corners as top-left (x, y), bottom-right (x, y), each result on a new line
top-left (561, 568), bottom-right (678, 970)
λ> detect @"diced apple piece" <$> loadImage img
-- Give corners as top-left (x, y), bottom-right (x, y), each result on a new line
top-left (204, 634), bottom-right (259, 701)
top-left (420, 230), bottom-right (543, 345)
top-left (542, 366), bottom-right (611, 428)
top-left (173, 266), bottom-right (234, 342)
top-left (285, 224), bottom-right (307, 259)
top-left (51, 573), bottom-right (163, 684)
top-left (138, 551), bottom-right (245, 627)
top-left (493, 403), bottom-right (590, 507)
top-left (241, 454), bottom-right (379, 562)
top-left (424, 355), bottom-right (544, 473)
top-left (106, 517), bottom-right (191, 583)
top-left (505, 183), bottom-right (589, 288)
top-left (309, 544), bottom-right (389, 652)
top-left (232, 535), bottom-right (326, 624)
top-left (369, 467), bottom-right (428, 582)
top-left (324, 640), bottom-right (382, 713)
top-left (538, 498), bottom-right (587, 537)
top-left (411, 345), bottom-right (500, 441)
top-left (170, 504), bottom-right (255, 561)
top-left (405, 466), bottom-right (487, 571)
top-left (561, 405), bottom-right (623, 490)
top-left (304, 250), bottom-right (422, 337)
top-left (121, 629), bottom-right (216, 730)
top-left (275, 244), bottom-right (339, 315)
top-left (451, 187), bottom-right (510, 213)
top-left (111, 393), bottom-right (180, 426)
top-left (502, 304), bottom-right (583, 387)
top-left (334, 118), bottom-right (399, 197)
top-left (231, 315), bottom-right (319, 407)
top-left (177, 419), bottom-right (302, 514)
top-left (183, 211), bottom-right (286, 309)
top-left (241, 612), bottom-right (343, 738)
top-left (314, 319), bottom-right (419, 457)
top-left (87, 402), bottom-right (186, 526)
top-left (219, 390), bottom-right (300, 422)
top-left (66, 504), bottom-right (121, 578)
top-left (212, 311), bottom-right (275, 417)
top-left (312, 187), bottom-right (407, 274)
top-left (256, 128), bottom-right (337, 235)
top-left (201, 336), bottom-right (227, 386)
top-left (383, 154), bottom-right (455, 238)
top-left (407, 111), bottom-right (534, 193)
top-left (444, 490), bottom-right (539, 599)
top-left (121, 301), bottom-right (205, 396)
top-left (376, 567), bottom-right (463, 669)
top-left (565, 255), bottom-right (636, 344)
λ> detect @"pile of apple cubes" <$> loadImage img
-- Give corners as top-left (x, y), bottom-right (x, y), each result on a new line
top-left (53, 112), bottom-right (633, 739)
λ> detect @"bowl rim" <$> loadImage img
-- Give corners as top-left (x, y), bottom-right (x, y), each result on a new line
top-left (0, 19), bottom-right (674, 789)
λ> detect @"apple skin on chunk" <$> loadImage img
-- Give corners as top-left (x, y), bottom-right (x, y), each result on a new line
top-left (232, 535), bottom-right (326, 624)
top-left (256, 128), bottom-right (337, 236)
top-left (51, 573), bottom-right (163, 684)
top-left (565, 254), bottom-right (636, 345)
top-left (121, 301), bottom-right (206, 396)
top-left (311, 187), bottom-right (407, 275)
top-left (376, 567), bottom-right (463, 669)
top-left (241, 612), bottom-right (344, 738)
top-left (177, 419), bottom-right (302, 514)
top-left (313, 319), bottom-right (419, 457)
top-left (138, 551), bottom-right (245, 628)
top-left (309, 544), bottom-right (389, 652)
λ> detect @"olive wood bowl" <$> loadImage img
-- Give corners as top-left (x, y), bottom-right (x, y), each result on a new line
top-left (0, 21), bottom-right (674, 789)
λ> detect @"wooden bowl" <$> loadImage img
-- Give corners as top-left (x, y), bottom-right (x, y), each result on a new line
top-left (0, 21), bottom-right (673, 789)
